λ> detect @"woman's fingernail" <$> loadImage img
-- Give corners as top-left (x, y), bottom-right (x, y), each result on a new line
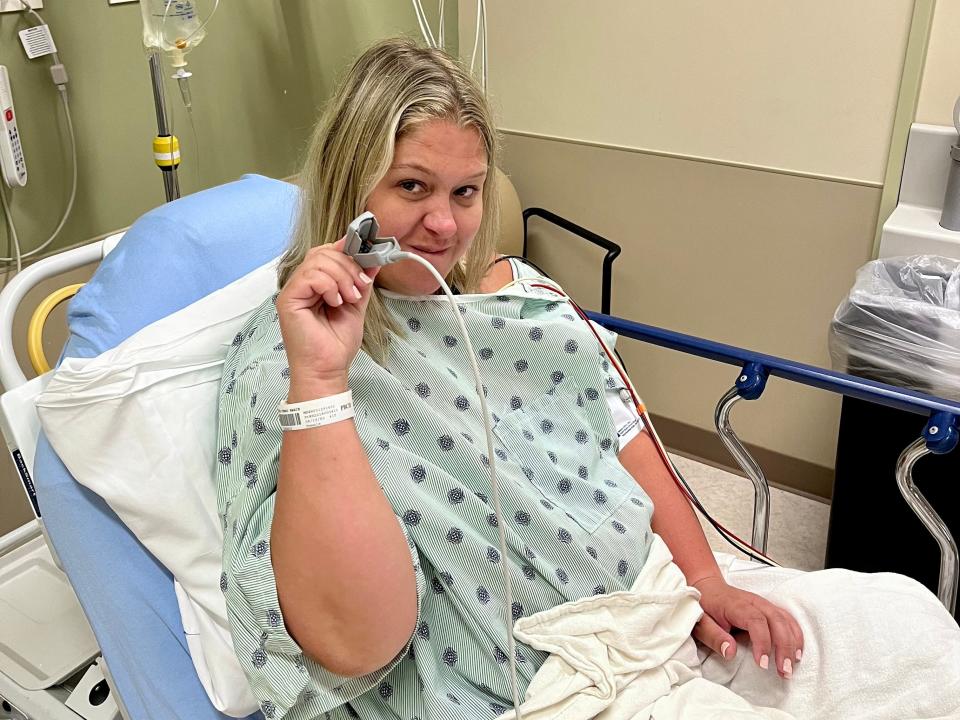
top-left (759, 654), bottom-right (769, 670)
top-left (359, 272), bottom-right (373, 284)
top-left (352, 286), bottom-right (362, 300)
top-left (796, 649), bottom-right (803, 662)
top-left (782, 658), bottom-right (793, 678)
top-left (720, 641), bottom-right (730, 659)
top-left (335, 292), bottom-right (343, 305)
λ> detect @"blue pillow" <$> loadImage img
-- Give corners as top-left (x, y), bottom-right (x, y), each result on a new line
top-left (35, 173), bottom-right (299, 719)
top-left (66, 173), bottom-right (298, 359)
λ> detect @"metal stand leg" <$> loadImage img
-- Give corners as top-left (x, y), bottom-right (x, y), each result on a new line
top-left (715, 386), bottom-right (771, 553)
top-left (896, 437), bottom-right (959, 614)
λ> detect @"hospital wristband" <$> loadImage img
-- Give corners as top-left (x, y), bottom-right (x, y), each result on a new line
top-left (278, 390), bottom-right (354, 431)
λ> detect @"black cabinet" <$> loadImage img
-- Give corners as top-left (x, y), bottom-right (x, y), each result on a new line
top-left (826, 395), bottom-right (960, 618)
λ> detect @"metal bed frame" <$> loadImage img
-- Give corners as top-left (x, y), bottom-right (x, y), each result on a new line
top-left (523, 207), bottom-right (959, 615)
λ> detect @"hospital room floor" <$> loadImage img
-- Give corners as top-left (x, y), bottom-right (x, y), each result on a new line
top-left (672, 454), bottom-right (830, 571)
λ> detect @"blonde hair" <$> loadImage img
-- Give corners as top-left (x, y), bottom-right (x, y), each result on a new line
top-left (278, 37), bottom-right (500, 363)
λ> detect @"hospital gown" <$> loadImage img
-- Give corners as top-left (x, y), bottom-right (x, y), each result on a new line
top-left (216, 263), bottom-right (656, 720)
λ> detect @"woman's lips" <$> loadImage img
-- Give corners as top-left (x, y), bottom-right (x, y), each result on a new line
top-left (408, 245), bottom-right (452, 257)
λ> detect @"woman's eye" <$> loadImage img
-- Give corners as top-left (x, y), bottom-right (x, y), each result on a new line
top-left (455, 185), bottom-right (479, 199)
top-left (400, 180), bottom-right (425, 194)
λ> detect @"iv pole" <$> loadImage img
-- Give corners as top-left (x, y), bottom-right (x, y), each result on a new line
top-left (147, 49), bottom-right (181, 203)
top-left (140, 0), bottom-right (219, 203)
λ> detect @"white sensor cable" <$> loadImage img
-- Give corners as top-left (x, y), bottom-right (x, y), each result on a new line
top-left (391, 250), bottom-right (524, 719)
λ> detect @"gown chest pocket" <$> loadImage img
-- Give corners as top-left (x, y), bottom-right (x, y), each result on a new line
top-left (492, 386), bottom-right (631, 533)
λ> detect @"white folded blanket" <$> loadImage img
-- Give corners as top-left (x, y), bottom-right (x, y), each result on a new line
top-left (508, 536), bottom-right (960, 720)
top-left (707, 558), bottom-right (960, 719)
top-left (505, 534), bottom-right (792, 719)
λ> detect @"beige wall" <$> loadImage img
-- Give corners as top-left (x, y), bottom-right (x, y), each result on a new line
top-left (916, 0), bottom-right (960, 125)
top-left (463, 0), bottom-right (917, 492)
top-left (467, 1), bottom-right (913, 184)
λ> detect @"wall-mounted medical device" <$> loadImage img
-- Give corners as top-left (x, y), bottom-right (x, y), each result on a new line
top-left (0, 66), bottom-right (27, 188)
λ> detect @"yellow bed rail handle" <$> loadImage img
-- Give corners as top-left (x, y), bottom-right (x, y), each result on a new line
top-left (28, 283), bottom-right (84, 375)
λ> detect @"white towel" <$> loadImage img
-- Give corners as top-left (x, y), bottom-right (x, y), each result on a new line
top-left (708, 557), bottom-right (960, 720)
top-left (505, 534), bottom-right (793, 719)
top-left (508, 536), bottom-right (960, 720)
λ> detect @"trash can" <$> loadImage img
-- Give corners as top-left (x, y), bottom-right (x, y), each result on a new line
top-left (826, 255), bottom-right (960, 618)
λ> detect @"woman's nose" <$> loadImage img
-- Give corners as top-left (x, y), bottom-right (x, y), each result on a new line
top-left (422, 202), bottom-right (457, 238)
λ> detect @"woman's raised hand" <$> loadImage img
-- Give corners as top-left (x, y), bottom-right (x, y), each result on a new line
top-left (276, 238), bottom-right (379, 398)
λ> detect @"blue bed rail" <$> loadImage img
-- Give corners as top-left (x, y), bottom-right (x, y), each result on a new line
top-left (587, 310), bottom-right (959, 613)
top-left (588, 311), bottom-right (960, 453)
top-left (522, 209), bottom-right (956, 449)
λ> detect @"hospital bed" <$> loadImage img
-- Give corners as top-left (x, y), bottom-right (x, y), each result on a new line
top-left (0, 173), bottom-right (957, 720)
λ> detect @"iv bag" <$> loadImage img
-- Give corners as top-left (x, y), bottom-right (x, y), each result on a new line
top-left (140, 0), bottom-right (207, 55)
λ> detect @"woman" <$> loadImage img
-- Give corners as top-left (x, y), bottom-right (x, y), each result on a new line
top-left (215, 38), bottom-right (947, 720)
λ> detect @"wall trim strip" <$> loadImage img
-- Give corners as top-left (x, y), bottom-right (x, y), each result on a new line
top-left (500, 127), bottom-right (883, 189)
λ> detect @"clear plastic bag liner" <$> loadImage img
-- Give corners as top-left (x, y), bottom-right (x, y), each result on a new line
top-left (829, 255), bottom-right (960, 401)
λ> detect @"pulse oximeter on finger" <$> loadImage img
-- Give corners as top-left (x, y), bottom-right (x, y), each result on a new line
top-left (344, 211), bottom-right (402, 268)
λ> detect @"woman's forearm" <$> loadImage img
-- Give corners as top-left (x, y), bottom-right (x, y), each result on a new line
top-left (618, 428), bottom-right (722, 587)
top-left (272, 381), bottom-right (418, 678)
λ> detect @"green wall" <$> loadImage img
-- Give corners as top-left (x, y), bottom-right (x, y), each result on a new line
top-left (0, 0), bottom-right (458, 263)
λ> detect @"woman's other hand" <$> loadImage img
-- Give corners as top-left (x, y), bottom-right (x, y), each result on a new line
top-left (276, 238), bottom-right (379, 397)
top-left (692, 576), bottom-right (804, 679)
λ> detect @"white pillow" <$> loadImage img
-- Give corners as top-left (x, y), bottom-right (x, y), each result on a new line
top-left (36, 260), bottom-right (278, 717)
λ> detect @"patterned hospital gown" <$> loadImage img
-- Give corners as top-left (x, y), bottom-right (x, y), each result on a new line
top-left (215, 262), bottom-right (656, 720)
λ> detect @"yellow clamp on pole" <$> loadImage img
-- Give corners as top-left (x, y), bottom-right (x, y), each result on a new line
top-left (28, 283), bottom-right (85, 375)
top-left (153, 134), bottom-right (181, 169)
